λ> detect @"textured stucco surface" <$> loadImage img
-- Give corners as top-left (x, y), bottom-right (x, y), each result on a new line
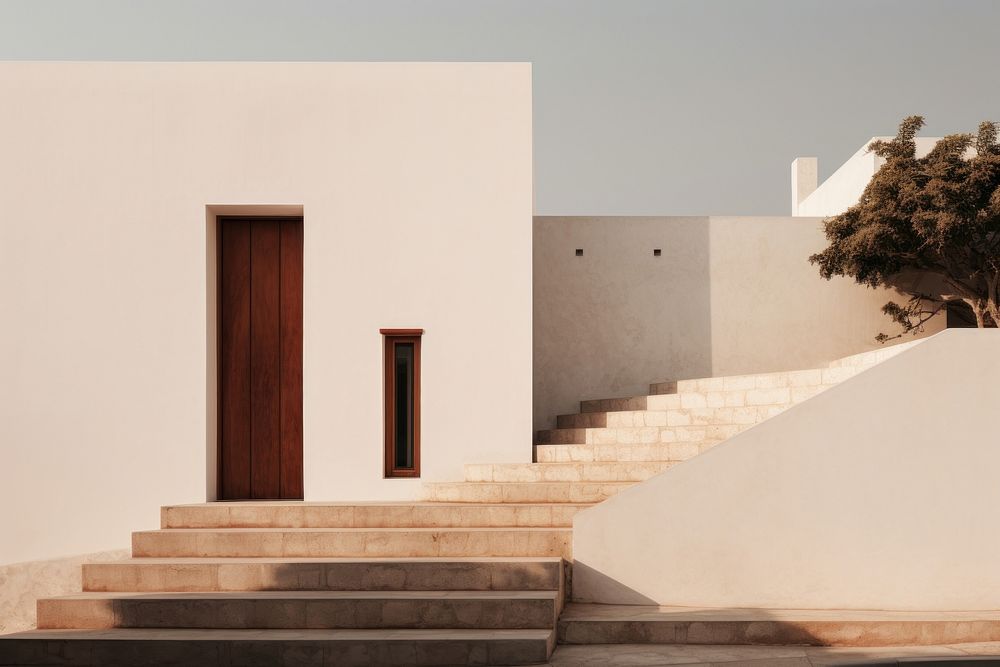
top-left (532, 216), bottom-right (941, 431)
top-left (573, 329), bottom-right (1000, 610)
top-left (0, 550), bottom-right (130, 635)
top-left (533, 216), bottom-right (709, 431)
top-left (0, 62), bottom-right (532, 566)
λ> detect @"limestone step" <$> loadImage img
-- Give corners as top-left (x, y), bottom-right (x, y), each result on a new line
top-left (577, 340), bottom-right (922, 415)
top-left (579, 372), bottom-right (839, 412)
top-left (647, 380), bottom-right (846, 400)
top-left (463, 461), bottom-right (678, 483)
top-left (160, 502), bottom-right (586, 529)
top-left (825, 338), bottom-right (922, 368)
top-left (83, 557), bottom-right (565, 593)
top-left (132, 528), bottom-right (573, 559)
top-left (421, 481), bottom-right (632, 504)
top-left (648, 367), bottom-right (855, 396)
top-left (535, 423), bottom-right (746, 445)
top-left (38, 590), bottom-right (560, 631)
top-left (557, 603), bottom-right (1000, 647)
top-left (0, 627), bottom-right (554, 666)
top-left (533, 441), bottom-right (719, 463)
top-left (579, 393), bottom-right (680, 413)
top-left (557, 405), bottom-right (789, 429)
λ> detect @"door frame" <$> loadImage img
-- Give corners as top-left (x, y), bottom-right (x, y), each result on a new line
top-left (206, 206), bottom-right (304, 501)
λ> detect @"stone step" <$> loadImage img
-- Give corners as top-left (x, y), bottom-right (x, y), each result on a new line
top-left (0, 627), bottom-right (554, 666)
top-left (463, 461), bottom-right (678, 483)
top-left (38, 590), bottom-right (560, 631)
top-left (579, 373), bottom-right (842, 413)
top-left (825, 338), bottom-right (922, 368)
top-left (535, 423), bottom-right (747, 445)
top-left (578, 389), bottom-right (813, 418)
top-left (557, 405), bottom-right (789, 429)
top-left (132, 528), bottom-right (573, 559)
top-left (83, 557), bottom-right (565, 593)
top-left (579, 394), bottom-right (668, 413)
top-left (557, 603), bottom-right (1000, 647)
top-left (577, 341), bottom-right (922, 415)
top-left (160, 502), bottom-right (587, 529)
top-left (533, 441), bottom-right (719, 463)
top-left (421, 481), bottom-right (632, 505)
top-left (647, 367), bottom-right (855, 395)
top-left (648, 382), bottom-right (836, 406)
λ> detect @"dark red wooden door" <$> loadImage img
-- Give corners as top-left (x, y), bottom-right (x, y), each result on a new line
top-left (219, 218), bottom-right (303, 500)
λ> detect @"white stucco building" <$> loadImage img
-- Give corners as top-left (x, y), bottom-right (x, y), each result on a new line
top-left (1, 62), bottom-right (993, 666)
top-left (791, 136), bottom-right (950, 216)
top-left (1, 61), bottom-right (533, 560)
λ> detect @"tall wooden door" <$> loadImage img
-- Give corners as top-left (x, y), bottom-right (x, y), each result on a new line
top-left (219, 217), bottom-right (303, 500)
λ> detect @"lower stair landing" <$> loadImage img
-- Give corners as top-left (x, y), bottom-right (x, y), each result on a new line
top-left (548, 641), bottom-right (1000, 665)
top-left (559, 603), bottom-right (1000, 647)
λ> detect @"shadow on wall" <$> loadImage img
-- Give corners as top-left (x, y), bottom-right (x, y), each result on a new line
top-left (532, 217), bottom-right (713, 432)
top-left (531, 216), bottom-right (946, 432)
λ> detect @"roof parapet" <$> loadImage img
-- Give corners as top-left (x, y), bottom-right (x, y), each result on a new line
top-left (790, 157), bottom-right (818, 216)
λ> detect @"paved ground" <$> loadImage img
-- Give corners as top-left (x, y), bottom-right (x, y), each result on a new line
top-left (546, 642), bottom-right (1000, 665)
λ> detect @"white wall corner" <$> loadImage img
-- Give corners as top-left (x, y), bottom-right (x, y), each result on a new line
top-left (790, 157), bottom-right (818, 216)
top-left (571, 330), bottom-right (1000, 611)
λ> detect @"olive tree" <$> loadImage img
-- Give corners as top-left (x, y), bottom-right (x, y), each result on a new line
top-left (810, 116), bottom-right (1000, 340)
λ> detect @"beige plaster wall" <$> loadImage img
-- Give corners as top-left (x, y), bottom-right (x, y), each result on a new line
top-left (0, 550), bottom-right (130, 634)
top-left (0, 62), bottom-right (532, 566)
top-left (573, 329), bottom-right (1000, 610)
top-left (533, 216), bottom-right (712, 431)
top-left (705, 217), bottom-right (935, 375)
top-left (533, 216), bottom-right (939, 430)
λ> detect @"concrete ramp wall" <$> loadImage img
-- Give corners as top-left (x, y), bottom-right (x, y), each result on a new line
top-left (573, 329), bottom-right (1000, 610)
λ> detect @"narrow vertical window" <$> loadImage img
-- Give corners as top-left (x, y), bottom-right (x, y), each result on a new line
top-left (381, 329), bottom-right (422, 477)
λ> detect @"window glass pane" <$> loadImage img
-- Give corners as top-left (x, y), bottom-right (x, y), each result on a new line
top-left (394, 342), bottom-right (414, 469)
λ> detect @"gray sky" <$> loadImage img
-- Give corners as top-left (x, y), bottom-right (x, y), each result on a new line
top-left (1, 0), bottom-right (997, 215)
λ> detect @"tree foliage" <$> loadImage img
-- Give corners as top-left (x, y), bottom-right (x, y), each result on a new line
top-left (810, 116), bottom-right (1000, 341)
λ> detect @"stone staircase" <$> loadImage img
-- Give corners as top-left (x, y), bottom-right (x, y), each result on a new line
top-left (427, 341), bottom-right (919, 510)
top-left (0, 342), bottom-right (921, 666)
top-left (4, 504), bottom-right (569, 666)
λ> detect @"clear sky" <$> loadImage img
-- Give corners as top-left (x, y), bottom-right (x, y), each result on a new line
top-left (1, 0), bottom-right (997, 215)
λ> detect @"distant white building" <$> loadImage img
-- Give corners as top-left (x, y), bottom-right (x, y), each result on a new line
top-left (791, 137), bottom-right (946, 216)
